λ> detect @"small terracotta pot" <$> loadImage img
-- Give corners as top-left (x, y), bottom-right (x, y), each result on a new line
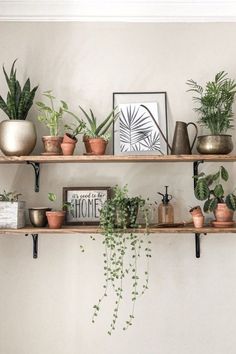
top-left (46, 211), bottom-right (65, 229)
top-left (83, 137), bottom-right (107, 155)
top-left (214, 203), bottom-right (234, 222)
top-left (189, 206), bottom-right (203, 217)
top-left (61, 142), bottom-right (76, 156)
top-left (42, 136), bottom-right (63, 155)
top-left (83, 135), bottom-right (92, 154)
top-left (63, 133), bottom-right (77, 144)
top-left (193, 215), bottom-right (204, 228)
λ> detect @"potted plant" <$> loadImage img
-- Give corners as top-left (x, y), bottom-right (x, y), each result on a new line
top-left (28, 207), bottom-right (52, 227)
top-left (0, 59), bottom-right (38, 156)
top-left (46, 192), bottom-right (69, 229)
top-left (0, 190), bottom-right (25, 228)
top-left (37, 91), bottom-right (70, 155)
top-left (194, 165), bottom-right (236, 226)
top-left (186, 71), bottom-right (236, 154)
top-left (62, 118), bottom-right (85, 156)
top-left (80, 106), bottom-right (119, 155)
top-left (92, 185), bottom-right (151, 334)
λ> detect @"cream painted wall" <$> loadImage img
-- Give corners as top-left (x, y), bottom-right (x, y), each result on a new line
top-left (0, 22), bottom-right (236, 354)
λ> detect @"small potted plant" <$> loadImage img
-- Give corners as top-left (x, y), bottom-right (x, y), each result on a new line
top-left (186, 71), bottom-right (236, 154)
top-left (194, 165), bottom-right (236, 226)
top-left (62, 118), bottom-right (85, 155)
top-left (92, 185), bottom-right (151, 334)
top-left (80, 106), bottom-right (119, 155)
top-left (0, 59), bottom-right (38, 156)
top-left (0, 190), bottom-right (25, 228)
top-left (46, 192), bottom-right (68, 229)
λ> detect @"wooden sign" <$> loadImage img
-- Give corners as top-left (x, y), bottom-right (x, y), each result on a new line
top-left (63, 187), bottom-right (111, 225)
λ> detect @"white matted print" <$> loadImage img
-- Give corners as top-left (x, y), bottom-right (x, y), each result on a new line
top-left (113, 92), bottom-right (168, 155)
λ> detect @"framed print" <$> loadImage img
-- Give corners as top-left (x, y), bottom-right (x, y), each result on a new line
top-left (63, 187), bottom-right (112, 225)
top-left (113, 92), bottom-right (168, 155)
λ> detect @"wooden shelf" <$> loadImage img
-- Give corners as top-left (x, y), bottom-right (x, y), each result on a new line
top-left (0, 154), bottom-right (236, 164)
top-left (1, 225), bottom-right (236, 235)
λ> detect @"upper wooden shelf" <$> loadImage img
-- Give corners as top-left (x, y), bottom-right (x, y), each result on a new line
top-left (1, 225), bottom-right (236, 234)
top-left (0, 154), bottom-right (236, 164)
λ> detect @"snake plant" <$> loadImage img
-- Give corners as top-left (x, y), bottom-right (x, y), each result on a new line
top-left (0, 59), bottom-right (38, 120)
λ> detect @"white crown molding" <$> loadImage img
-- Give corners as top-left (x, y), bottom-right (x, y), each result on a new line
top-left (1, 0), bottom-right (236, 22)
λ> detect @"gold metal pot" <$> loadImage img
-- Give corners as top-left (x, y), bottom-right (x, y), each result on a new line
top-left (196, 135), bottom-right (233, 154)
top-left (0, 120), bottom-right (37, 156)
top-left (29, 207), bottom-right (52, 227)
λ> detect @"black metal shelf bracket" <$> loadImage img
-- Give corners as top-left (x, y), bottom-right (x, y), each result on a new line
top-left (25, 233), bottom-right (39, 259)
top-left (27, 162), bottom-right (40, 192)
top-left (193, 160), bottom-right (204, 258)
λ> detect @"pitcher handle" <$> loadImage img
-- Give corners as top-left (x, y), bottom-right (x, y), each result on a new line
top-left (187, 122), bottom-right (198, 152)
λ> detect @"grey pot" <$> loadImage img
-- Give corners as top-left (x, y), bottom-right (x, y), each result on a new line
top-left (196, 135), bottom-right (233, 154)
top-left (29, 207), bottom-right (52, 227)
top-left (0, 120), bottom-right (37, 156)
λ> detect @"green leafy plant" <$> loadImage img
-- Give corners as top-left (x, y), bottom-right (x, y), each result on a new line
top-left (37, 91), bottom-right (83, 137)
top-left (0, 59), bottom-right (38, 120)
top-left (80, 106), bottom-right (119, 141)
top-left (0, 190), bottom-right (21, 202)
top-left (194, 166), bottom-right (236, 212)
top-left (64, 121), bottom-right (86, 140)
top-left (48, 192), bottom-right (70, 210)
top-left (186, 71), bottom-right (236, 134)
top-left (92, 185), bottom-right (151, 335)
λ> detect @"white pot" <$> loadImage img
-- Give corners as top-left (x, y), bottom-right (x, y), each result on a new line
top-left (0, 120), bottom-right (37, 156)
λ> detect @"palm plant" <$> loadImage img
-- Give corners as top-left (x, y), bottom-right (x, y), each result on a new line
top-left (0, 59), bottom-right (38, 120)
top-left (80, 106), bottom-right (119, 141)
top-left (186, 71), bottom-right (236, 135)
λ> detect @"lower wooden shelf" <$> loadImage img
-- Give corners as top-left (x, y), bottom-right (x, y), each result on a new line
top-left (0, 225), bottom-right (236, 234)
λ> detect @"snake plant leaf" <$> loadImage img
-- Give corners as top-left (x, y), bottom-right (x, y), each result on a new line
top-left (225, 193), bottom-right (236, 211)
top-left (7, 92), bottom-right (16, 119)
top-left (0, 96), bottom-right (10, 117)
top-left (203, 198), bottom-right (218, 212)
top-left (220, 166), bottom-right (229, 181)
top-left (194, 178), bottom-right (210, 200)
top-left (213, 184), bottom-right (224, 198)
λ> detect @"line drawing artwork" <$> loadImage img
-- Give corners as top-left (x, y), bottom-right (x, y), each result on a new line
top-left (118, 102), bottom-right (162, 153)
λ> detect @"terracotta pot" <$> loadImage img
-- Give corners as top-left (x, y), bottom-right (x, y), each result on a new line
top-left (189, 206), bottom-right (203, 217)
top-left (42, 136), bottom-right (63, 155)
top-left (61, 142), bottom-right (76, 156)
top-left (193, 215), bottom-right (204, 228)
top-left (83, 137), bottom-right (107, 155)
top-left (214, 203), bottom-right (234, 222)
top-left (46, 211), bottom-right (65, 229)
top-left (63, 133), bottom-right (77, 144)
top-left (83, 135), bottom-right (92, 154)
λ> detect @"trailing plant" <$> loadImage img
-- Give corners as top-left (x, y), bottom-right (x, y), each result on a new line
top-left (0, 190), bottom-right (21, 202)
top-left (0, 59), bottom-right (38, 120)
top-left (92, 185), bottom-right (151, 335)
top-left (186, 71), bottom-right (236, 135)
top-left (37, 91), bottom-right (83, 137)
top-left (80, 106), bottom-right (119, 141)
top-left (194, 165), bottom-right (236, 212)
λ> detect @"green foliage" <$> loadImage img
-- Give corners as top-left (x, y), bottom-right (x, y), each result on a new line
top-left (92, 185), bottom-right (151, 334)
top-left (79, 106), bottom-right (119, 141)
top-left (64, 121), bottom-right (86, 140)
top-left (0, 190), bottom-right (21, 202)
top-left (194, 166), bottom-right (236, 212)
top-left (48, 192), bottom-right (56, 202)
top-left (186, 71), bottom-right (236, 134)
top-left (0, 59), bottom-right (38, 120)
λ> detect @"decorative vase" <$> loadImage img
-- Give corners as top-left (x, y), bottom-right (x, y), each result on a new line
top-left (61, 142), bottom-right (76, 156)
top-left (42, 136), bottom-right (63, 155)
top-left (214, 203), bottom-right (234, 222)
top-left (29, 207), bottom-right (52, 227)
top-left (0, 120), bottom-right (37, 156)
top-left (83, 137), bottom-right (107, 155)
top-left (197, 135), bottom-right (233, 154)
top-left (193, 215), bottom-right (204, 228)
top-left (46, 211), bottom-right (65, 229)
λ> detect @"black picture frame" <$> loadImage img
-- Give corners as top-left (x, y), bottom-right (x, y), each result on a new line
top-left (63, 187), bottom-right (112, 225)
top-left (113, 91), bottom-right (168, 155)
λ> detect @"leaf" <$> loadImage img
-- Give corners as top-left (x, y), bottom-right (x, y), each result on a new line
top-left (48, 192), bottom-right (56, 202)
top-left (203, 198), bottom-right (218, 212)
top-left (226, 193), bottom-right (236, 211)
top-left (194, 179), bottom-right (209, 200)
top-left (213, 184), bottom-right (224, 198)
top-left (61, 100), bottom-right (68, 110)
top-left (220, 166), bottom-right (229, 181)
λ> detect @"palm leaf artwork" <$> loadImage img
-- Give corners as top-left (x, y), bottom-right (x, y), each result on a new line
top-left (119, 104), bottom-right (154, 152)
top-left (140, 131), bottom-right (161, 152)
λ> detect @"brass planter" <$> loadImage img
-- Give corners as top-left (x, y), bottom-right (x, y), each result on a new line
top-left (29, 207), bottom-right (52, 227)
top-left (197, 135), bottom-right (233, 154)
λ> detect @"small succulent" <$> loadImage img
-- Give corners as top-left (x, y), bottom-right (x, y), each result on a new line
top-left (0, 59), bottom-right (38, 120)
top-left (0, 190), bottom-right (21, 202)
top-left (194, 165), bottom-right (236, 212)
